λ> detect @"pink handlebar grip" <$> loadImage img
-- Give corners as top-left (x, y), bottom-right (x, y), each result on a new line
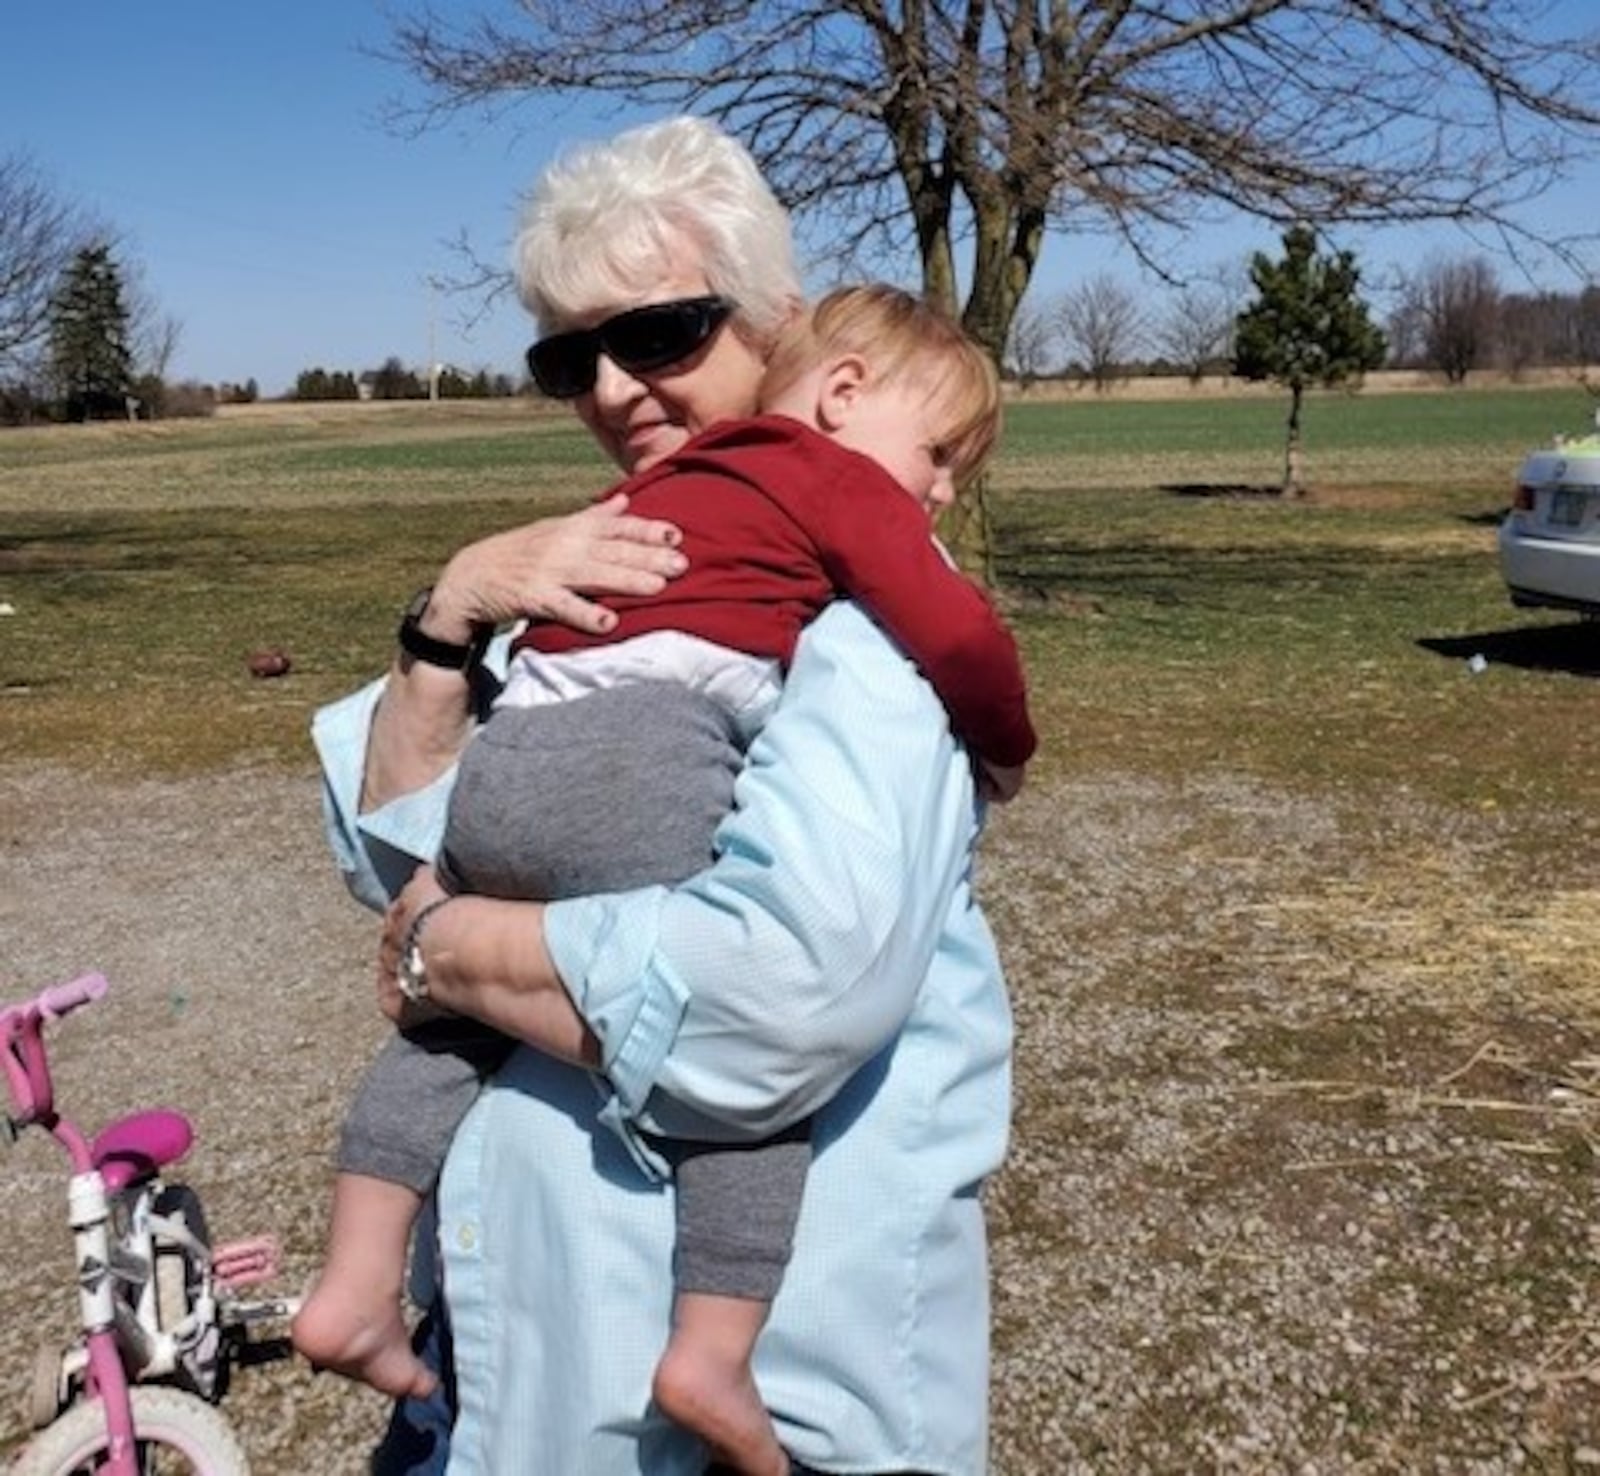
top-left (38, 973), bottom-right (109, 1019)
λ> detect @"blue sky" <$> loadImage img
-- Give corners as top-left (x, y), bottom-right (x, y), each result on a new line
top-left (5, 2), bottom-right (1597, 396)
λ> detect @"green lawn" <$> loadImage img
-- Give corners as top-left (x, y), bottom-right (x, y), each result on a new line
top-left (2, 390), bottom-right (1597, 829)
top-left (999, 384), bottom-right (1594, 459)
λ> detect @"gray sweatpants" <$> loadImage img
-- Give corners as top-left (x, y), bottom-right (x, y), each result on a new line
top-left (339, 680), bottom-right (812, 1301)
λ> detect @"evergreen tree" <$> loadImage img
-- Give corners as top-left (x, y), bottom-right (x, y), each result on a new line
top-left (1233, 226), bottom-right (1386, 497)
top-left (371, 356), bottom-right (424, 400)
top-left (48, 243), bottom-right (134, 421)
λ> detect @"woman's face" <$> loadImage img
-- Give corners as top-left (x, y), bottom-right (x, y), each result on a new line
top-left (564, 262), bottom-right (769, 474)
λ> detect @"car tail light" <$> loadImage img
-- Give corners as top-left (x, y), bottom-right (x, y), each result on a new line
top-left (1513, 483), bottom-right (1536, 511)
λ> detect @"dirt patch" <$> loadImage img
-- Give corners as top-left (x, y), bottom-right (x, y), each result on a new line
top-left (1, 765), bottom-right (1596, 1471)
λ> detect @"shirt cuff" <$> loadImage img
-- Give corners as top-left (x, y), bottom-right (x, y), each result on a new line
top-left (544, 890), bottom-right (691, 1118)
top-left (311, 678), bottom-right (457, 907)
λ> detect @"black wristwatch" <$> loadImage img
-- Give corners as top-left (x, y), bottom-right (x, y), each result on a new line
top-left (397, 587), bottom-right (494, 672)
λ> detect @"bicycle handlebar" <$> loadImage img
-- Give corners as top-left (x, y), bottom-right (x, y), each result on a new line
top-left (2, 973), bottom-right (110, 1124)
top-left (38, 972), bottom-right (110, 1019)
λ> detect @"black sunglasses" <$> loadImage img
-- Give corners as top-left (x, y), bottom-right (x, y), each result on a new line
top-left (525, 295), bottom-right (737, 399)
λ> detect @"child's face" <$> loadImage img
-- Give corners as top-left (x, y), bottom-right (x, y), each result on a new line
top-left (826, 378), bottom-right (958, 515)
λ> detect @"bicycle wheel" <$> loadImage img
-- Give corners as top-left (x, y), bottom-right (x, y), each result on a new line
top-left (9, 1386), bottom-right (249, 1475)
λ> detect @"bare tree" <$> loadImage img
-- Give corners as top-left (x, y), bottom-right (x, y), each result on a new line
top-left (1498, 290), bottom-right (1582, 375)
top-left (384, 2), bottom-right (1600, 567)
top-left (141, 314), bottom-right (183, 384)
top-left (1004, 294), bottom-right (1060, 390)
top-left (1578, 286), bottom-right (1600, 367)
top-left (1397, 255), bottom-right (1501, 383)
top-left (1155, 274), bottom-right (1241, 384)
top-left (1056, 275), bottom-right (1143, 391)
top-left (126, 263), bottom-right (183, 385)
top-left (1384, 293), bottom-right (1425, 370)
top-left (0, 153), bottom-right (96, 372)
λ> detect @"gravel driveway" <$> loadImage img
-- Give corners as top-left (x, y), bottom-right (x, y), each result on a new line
top-left (1, 763), bottom-right (1596, 1472)
top-left (0, 765), bottom-right (391, 1471)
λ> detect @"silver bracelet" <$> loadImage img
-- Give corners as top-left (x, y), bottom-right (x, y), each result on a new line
top-left (396, 896), bottom-right (457, 1004)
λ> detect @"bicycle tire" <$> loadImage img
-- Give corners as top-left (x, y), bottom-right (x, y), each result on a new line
top-left (9, 1386), bottom-right (249, 1475)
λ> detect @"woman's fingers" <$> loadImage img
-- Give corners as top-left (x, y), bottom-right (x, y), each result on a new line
top-left (584, 492), bottom-right (682, 547)
top-left (536, 588), bottom-right (620, 636)
top-left (430, 500), bottom-right (686, 633)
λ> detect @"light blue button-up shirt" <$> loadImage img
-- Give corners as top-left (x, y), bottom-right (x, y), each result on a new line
top-left (313, 603), bottom-right (1013, 1474)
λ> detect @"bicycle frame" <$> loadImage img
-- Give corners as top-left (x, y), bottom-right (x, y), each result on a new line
top-left (3, 973), bottom-right (295, 1474)
top-left (3, 974), bottom-right (143, 1472)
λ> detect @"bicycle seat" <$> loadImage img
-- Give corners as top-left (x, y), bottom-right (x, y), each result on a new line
top-left (91, 1109), bottom-right (194, 1193)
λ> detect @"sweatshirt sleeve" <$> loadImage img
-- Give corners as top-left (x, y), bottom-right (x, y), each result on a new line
top-left (803, 464), bottom-right (1037, 768)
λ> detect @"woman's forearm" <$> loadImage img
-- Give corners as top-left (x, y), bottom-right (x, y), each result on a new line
top-left (545, 604), bottom-right (981, 1140)
top-left (383, 882), bottom-right (601, 1069)
top-left (358, 500), bottom-right (686, 813)
top-left (360, 657), bottom-right (477, 812)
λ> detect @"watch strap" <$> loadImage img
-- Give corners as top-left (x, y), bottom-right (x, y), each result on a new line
top-left (399, 588), bottom-right (493, 671)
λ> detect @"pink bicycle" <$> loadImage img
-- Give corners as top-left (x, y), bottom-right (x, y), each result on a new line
top-left (3, 973), bottom-right (298, 1474)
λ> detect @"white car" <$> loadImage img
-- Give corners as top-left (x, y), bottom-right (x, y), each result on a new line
top-left (1498, 426), bottom-right (1600, 617)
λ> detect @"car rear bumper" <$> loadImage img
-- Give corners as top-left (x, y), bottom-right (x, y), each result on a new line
top-left (1498, 520), bottom-right (1600, 616)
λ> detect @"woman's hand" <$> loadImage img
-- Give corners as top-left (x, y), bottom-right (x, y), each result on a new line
top-left (376, 868), bottom-right (601, 1067)
top-left (423, 493), bottom-right (686, 640)
top-left (363, 494), bottom-right (686, 811)
top-left (377, 868), bottom-right (451, 1025)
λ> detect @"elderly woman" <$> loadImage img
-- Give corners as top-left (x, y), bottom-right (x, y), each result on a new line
top-left (314, 116), bottom-right (1012, 1476)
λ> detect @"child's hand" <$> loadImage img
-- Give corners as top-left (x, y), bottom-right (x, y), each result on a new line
top-left (978, 760), bottom-right (1025, 804)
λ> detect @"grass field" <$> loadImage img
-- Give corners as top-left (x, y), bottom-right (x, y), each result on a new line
top-left (3, 386), bottom-right (1598, 809)
top-left (4, 387), bottom-right (1600, 1468)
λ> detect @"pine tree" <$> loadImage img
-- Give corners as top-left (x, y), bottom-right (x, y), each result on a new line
top-left (1233, 226), bottom-right (1386, 496)
top-left (48, 243), bottom-right (134, 421)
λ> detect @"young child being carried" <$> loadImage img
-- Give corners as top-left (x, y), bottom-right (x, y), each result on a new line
top-left (294, 283), bottom-right (1037, 1475)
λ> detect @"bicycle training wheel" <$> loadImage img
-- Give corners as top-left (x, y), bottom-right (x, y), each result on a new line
top-left (28, 1344), bottom-right (65, 1430)
top-left (9, 1386), bottom-right (249, 1475)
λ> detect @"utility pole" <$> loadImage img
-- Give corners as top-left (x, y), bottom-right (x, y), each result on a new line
top-left (427, 276), bottom-right (440, 404)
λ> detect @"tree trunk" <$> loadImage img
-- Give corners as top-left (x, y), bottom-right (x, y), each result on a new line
top-left (938, 471), bottom-right (997, 588)
top-left (1283, 381), bottom-right (1306, 497)
top-left (938, 195), bottom-right (1043, 582)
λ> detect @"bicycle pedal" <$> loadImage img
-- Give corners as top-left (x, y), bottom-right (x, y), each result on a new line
top-left (224, 1294), bottom-right (300, 1326)
top-left (211, 1235), bottom-right (281, 1289)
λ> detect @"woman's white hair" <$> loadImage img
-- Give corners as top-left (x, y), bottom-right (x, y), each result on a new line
top-left (514, 116), bottom-right (801, 346)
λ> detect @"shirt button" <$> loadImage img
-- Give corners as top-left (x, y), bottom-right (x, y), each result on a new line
top-left (457, 1222), bottom-right (478, 1252)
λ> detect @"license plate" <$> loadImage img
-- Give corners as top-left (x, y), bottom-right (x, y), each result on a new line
top-left (1550, 487), bottom-right (1588, 527)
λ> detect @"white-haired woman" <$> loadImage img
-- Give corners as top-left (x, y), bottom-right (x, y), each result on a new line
top-left (314, 116), bottom-right (1012, 1476)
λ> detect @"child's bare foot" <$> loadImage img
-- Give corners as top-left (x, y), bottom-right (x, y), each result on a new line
top-left (292, 1276), bottom-right (437, 1401)
top-left (653, 1336), bottom-right (788, 1476)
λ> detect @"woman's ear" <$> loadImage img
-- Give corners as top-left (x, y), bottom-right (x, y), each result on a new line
top-left (815, 354), bottom-right (868, 433)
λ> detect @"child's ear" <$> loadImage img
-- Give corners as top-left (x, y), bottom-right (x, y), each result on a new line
top-left (815, 354), bottom-right (869, 433)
